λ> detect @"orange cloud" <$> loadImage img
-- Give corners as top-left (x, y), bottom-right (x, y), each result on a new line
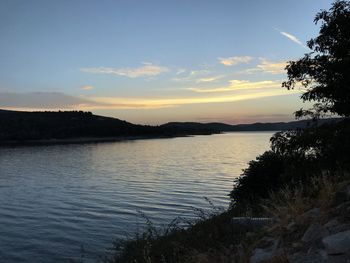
top-left (239, 59), bottom-right (287, 75)
top-left (188, 80), bottom-right (281, 93)
top-left (80, 85), bottom-right (94, 90)
top-left (218, 56), bottom-right (253, 66)
top-left (81, 63), bottom-right (169, 78)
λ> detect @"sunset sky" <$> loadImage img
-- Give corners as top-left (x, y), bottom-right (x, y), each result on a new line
top-left (0, 0), bottom-right (333, 124)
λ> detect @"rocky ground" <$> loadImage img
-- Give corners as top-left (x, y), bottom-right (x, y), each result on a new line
top-left (247, 183), bottom-right (350, 263)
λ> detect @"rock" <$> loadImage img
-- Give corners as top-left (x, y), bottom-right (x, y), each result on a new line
top-left (295, 254), bottom-right (350, 263)
top-left (322, 230), bottom-right (350, 255)
top-left (250, 248), bottom-right (272, 263)
top-left (288, 248), bottom-right (330, 263)
top-left (288, 250), bottom-right (326, 263)
top-left (302, 224), bottom-right (329, 243)
top-left (304, 207), bottom-right (321, 218)
top-left (331, 223), bottom-right (350, 234)
top-left (307, 246), bottom-right (328, 259)
top-left (324, 219), bottom-right (350, 235)
top-left (318, 249), bottom-right (328, 259)
top-left (324, 219), bottom-right (340, 229)
top-left (335, 201), bottom-right (350, 212)
top-left (250, 248), bottom-right (283, 263)
top-left (250, 238), bottom-right (280, 263)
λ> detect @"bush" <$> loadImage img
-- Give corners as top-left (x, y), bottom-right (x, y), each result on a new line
top-left (229, 119), bottom-right (350, 213)
top-left (229, 151), bottom-right (286, 209)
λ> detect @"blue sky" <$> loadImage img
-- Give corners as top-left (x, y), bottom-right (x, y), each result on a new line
top-left (0, 0), bottom-right (333, 124)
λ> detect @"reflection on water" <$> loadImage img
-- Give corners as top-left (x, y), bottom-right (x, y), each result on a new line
top-left (0, 132), bottom-right (273, 262)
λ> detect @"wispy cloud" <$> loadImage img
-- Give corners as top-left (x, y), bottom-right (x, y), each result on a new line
top-left (240, 58), bottom-right (287, 75)
top-left (80, 85), bottom-right (94, 90)
top-left (196, 75), bottom-right (224, 83)
top-left (188, 79), bottom-right (282, 93)
top-left (172, 69), bottom-right (211, 82)
top-left (80, 62), bottom-right (169, 78)
top-left (275, 29), bottom-right (306, 48)
top-left (218, 56), bottom-right (253, 66)
top-left (256, 59), bottom-right (287, 74)
top-left (0, 87), bottom-right (301, 111)
top-left (175, 69), bottom-right (186, 75)
top-left (189, 69), bottom-right (211, 76)
top-left (90, 88), bottom-right (300, 109)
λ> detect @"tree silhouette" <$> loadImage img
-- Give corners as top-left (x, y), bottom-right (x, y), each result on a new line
top-left (283, 0), bottom-right (350, 118)
top-left (230, 1), bottom-right (350, 209)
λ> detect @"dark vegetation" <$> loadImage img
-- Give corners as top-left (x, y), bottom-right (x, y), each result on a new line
top-left (108, 209), bottom-right (239, 263)
top-left (231, 0), bottom-right (350, 210)
top-left (0, 110), bottom-right (217, 143)
top-left (0, 109), bottom-right (337, 144)
top-left (0, 110), bottom-right (149, 140)
top-left (161, 118), bottom-right (340, 132)
top-left (230, 118), bottom-right (350, 212)
top-left (105, 1), bottom-right (350, 262)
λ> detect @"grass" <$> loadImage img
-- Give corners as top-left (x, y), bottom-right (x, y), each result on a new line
top-left (105, 200), bottom-right (241, 263)
top-left (242, 171), bottom-right (350, 257)
top-left (261, 172), bottom-right (344, 231)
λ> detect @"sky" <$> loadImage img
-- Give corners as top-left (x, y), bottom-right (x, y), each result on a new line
top-left (0, 0), bottom-right (334, 124)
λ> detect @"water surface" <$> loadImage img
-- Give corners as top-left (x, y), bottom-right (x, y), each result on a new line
top-left (0, 132), bottom-right (273, 262)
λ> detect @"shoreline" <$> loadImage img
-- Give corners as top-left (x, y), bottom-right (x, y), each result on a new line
top-left (0, 131), bottom-right (284, 147)
top-left (0, 131), bottom-right (283, 147)
top-left (0, 134), bottom-right (200, 147)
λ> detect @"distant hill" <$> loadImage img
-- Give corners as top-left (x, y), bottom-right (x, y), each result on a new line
top-left (0, 110), bottom-right (215, 143)
top-left (0, 109), bottom-right (341, 144)
top-left (160, 118), bottom-right (340, 132)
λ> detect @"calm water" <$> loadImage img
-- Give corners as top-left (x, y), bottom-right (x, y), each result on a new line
top-left (0, 132), bottom-right (273, 262)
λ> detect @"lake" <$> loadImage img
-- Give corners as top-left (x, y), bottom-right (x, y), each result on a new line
top-left (0, 132), bottom-right (273, 262)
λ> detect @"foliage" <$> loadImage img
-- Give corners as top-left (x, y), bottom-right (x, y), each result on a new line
top-left (262, 173), bottom-right (341, 228)
top-left (230, 1), bottom-right (350, 211)
top-left (0, 110), bottom-right (217, 142)
top-left (230, 118), bottom-right (350, 211)
top-left (229, 151), bottom-right (286, 208)
top-left (271, 119), bottom-right (350, 170)
top-left (282, 0), bottom-right (350, 118)
top-left (107, 206), bottom-right (239, 263)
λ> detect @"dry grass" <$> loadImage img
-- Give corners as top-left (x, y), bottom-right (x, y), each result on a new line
top-left (263, 185), bottom-right (311, 227)
top-left (263, 173), bottom-right (339, 223)
top-left (185, 173), bottom-right (348, 263)
top-left (251, 172), bottom-right (347, 252)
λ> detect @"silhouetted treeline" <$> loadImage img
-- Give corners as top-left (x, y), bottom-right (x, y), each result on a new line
top-left (0, 109), bottom-right (217, 142)
top-left (161, 118), bottom-right (342, 132)
top-left (0, 109), bottom-right (342, 143)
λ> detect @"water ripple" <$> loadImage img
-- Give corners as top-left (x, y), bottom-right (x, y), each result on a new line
top-left (0, 132), bottom-right (272, 262)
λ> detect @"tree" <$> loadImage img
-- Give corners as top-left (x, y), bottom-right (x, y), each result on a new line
top-left (229, 2), bottom-right (350, 209)
top-left (283, 0), bottom-right (350, 118)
